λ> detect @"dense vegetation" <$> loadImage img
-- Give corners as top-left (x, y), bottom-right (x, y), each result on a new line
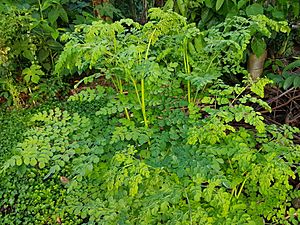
top-left (1, 0), bottom-right (300, 224)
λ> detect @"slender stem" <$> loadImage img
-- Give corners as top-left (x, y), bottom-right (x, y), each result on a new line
top-left (184, 190), bottom-right (193, 225)
top-left (231, 84), bottom-right (249, 105)
top-left (112, 37), bottom-right (129, 120)
top-left (139, 29), bottom-right (156, 128)
top-left (237, 175), bottom-right (248, 199)
top-left (118, 79), bottom-right (130, 120)
top-left (186, 51), bottom-right (191, 103)
top-left (113, 38), bottom-right (117, 53)
top-left (131, 77), bottom-right (142, 106)
top-left (183, 39), bottom-right (191, 103)
top-left (28, 87), bottom-right (36, 106)
top-left (141, 79), bottom-right (148, 128)
top-left (37, 0), bottom-right (44, 20)
top-left (206, 54), bottom-right (218, 72)
top-left (187, 80), bottom-right (191, 103)
top-left (145, 29), bottom-right (156, 60)
top-left (124, 106), bottom-right (130, 120)
top-left (111, 77), bottom-right (119, 92)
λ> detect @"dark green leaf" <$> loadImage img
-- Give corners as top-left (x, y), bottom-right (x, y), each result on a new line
top-left (251, 38), bottom-right (266, 57)
top-left (38, 48), bottom-right (50, 63)
top-left (204, 0), bottom-right (213, 8)
top-left (58, 6), bottom-right (68, 23)
top-left (283, 76), bottom-right (295, 90)
top-left (246, 3), bottom-right (263, 16)
top-left (283, 59), bottom-right (300, 72)
top-left (216, 0), bottom-right (225, 11)
top-left (292, 1), bottom-right (300, 17)
top-left (163, 0), bottom-right (174, 11)
top-left (293, 76), bottom-right (300, 88)
top-left (48, 7), bottom-right (60, 25)
top-left (237, 0), bottom-right (249, 9)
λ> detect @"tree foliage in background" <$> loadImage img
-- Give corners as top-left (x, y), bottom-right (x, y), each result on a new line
top-left (0, 0), bottom-right (95, 106)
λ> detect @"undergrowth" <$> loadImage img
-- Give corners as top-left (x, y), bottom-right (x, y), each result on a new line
top-left (0, 8), bottom-right (299, 225)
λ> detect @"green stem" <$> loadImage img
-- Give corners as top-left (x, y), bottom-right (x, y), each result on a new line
top-left (111, 77), bottom-right (119, 92)
top-left (231, 84), bottom-right (249, 105)
top-left (193, 84), bottom-right (207, 102)
top-left (206, 54), bottom-right (218, 72)
top-left (140, 29), bottom-right (156, 128)
top-left (187, 80), bottom-right (191, 103)
top-left (237, 175), bottom-right (248, 199)
top-left (131, 77), bottom-right (142, 106)
top-left (141, 79), bottom-right (148, 128)
top-left (145, 29), bottom-right (156, 60)
top-left (184, 190), bottom-right (193, 225)
top-left (37, 0), bottom-right (44, 20)
top-left (118, 79), bottom-right (130, 120)
top-left (187, 55), bottom-right (191, 104)
top-left (183, 40), bottom-right (191, 103)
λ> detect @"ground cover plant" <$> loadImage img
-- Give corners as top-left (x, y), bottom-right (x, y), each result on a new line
top-left (0, 3), bottom-right (300, 225)
top-left (0, 0), bottom-right (96, 107)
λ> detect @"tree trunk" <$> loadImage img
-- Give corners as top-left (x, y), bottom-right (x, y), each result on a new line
top-left (129, 0), bottom-right (137, 21)
top-left (140, 0), bottom-right (148, 24)
top-left (247, 50), bottom-right (267, 81)
top-left (155, 0), bottom-right (164, 7)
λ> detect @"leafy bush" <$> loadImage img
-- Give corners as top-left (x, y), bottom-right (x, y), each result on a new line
top-left (267, 59), bottom-right (300, 89)
top-left (164, 0), bottom-right (299, 26)
top-left (55, 8), bottom-right (288, 127)
top-left (1, 83), bottom-right (300, 224)
top-left (0, 0), bottom-right (95, 106)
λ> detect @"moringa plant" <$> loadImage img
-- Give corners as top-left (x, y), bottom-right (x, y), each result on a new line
top-left (55, 8), bottom-right (289, 127)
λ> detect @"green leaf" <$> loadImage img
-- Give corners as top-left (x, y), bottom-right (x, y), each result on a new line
top-left (30, 157), bottom-right (37, 166)
top-left (24, 74), bottom-right (31, 83)
top-left (237, 0), bottom-right (249, 9)
top-left (283, 59), bottom-right (300, 72)
top-left (205, 0), bottom-right (213, 8)
top-left (8, 158), bottom-right (15, 167)
top-left (194, 190), bottom-right (202, 201)
top-left (235, 113), bottom-right (243, 122)
top-left (31, 74), bottom-right (40, 84)
top-left (292, 1), bottom-right (300, 17)
top-left (23, 157), bottom-right (30, 165)
top-left (15, 156), bottom-right (22, 166)
top-left (38, 48), bottom-right (50, 63)
top-left (160, 201), bottom-right (169, 213)
top-left (246, 3), bottom-right (263, 16)
top-left (177, 0), bottom-right (186, 16)
top-left (58, 6), bottom-right (68, 23)
top-left (251, 38), bottom-right (266, 57)
top-left (39, 162), bottom-right (46, 169)
top-left (48, 7), bottom-right (60, 25)
top-left (138, 134), bottom-right (149, 145)
top-left (201, 96), bottom-right (213, 104)
top-left (194, 35), bottom-right (205, 52)
top-left (163, 0), bottom-right (174, 11)
top-left (41, 22), bottom-right (56, 34)
top-left (293, 76), bottom-right (300, 88)
top-left (51, 29), bottom-right (59, 40)
top-left (271, 9), bottom-right (284, 20)
top-left (250, 78), bottom-right (272, 98)
top-left (42, 0), bottom-right (53, 10)
top-left (22, 64), bottom-right (44, 84)
top-left (216, 0), bottom-right (225, 11)
top-left (283, 76), bottom-right (295, 90)
top-left (22, 50), bottom-right (35, 61)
